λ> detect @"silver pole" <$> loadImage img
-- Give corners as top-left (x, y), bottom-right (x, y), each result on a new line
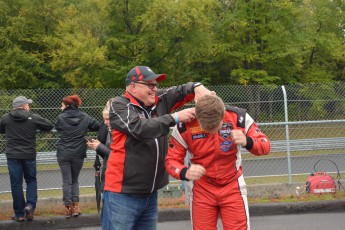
top-left (282, 85), bottom-right (292, 184)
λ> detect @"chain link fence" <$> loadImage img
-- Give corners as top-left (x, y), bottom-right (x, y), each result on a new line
top-left (0, 82), bottom-right (345, 214)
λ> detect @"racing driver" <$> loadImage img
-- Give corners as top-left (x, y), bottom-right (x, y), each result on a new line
top-left (166, 94), bottom-right (271, 230)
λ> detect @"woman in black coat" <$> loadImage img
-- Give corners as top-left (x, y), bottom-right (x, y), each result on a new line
top-left (55, 94), bottom-right (100, 218)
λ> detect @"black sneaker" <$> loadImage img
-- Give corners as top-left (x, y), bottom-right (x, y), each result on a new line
top-left (24, 205), bottom-right (34, 221)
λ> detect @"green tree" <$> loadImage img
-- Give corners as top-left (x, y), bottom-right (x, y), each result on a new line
top-left (103, 0), bottom-right (218, 86)
top-left (0, 0), bottom-right (66, 89)
top-left (212, 0), bottom-right (308, 85)
top-left (297, 0), bottom-right (345, 82)
top-left (48, 0), bottom-right (113, 88)
top-left (0, 0), bottom-right (344, 89)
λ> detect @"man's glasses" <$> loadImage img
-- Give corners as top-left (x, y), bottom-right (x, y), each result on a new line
top-left (134, 81), bottom-right (159, 90)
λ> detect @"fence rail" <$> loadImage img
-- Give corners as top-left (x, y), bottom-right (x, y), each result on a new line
top-left (0, 150), bottom-right (97, 167)
top-left (1, 136), bottom-right (345, 166)
top-left (242, 137), bottom-right (345, 154)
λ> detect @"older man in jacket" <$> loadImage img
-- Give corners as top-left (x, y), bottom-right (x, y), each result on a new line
top-left (102, 66), bottom-right (211, 230)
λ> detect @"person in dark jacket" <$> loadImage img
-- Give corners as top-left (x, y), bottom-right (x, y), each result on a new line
top-left (87, 99), bottom-right (113, 193)
top-left (102, 66), bottom-right (212, 230)
top-left (0, 96), bottom-right (53, 222)
top-left (55, 94), bottom-right (100, 218)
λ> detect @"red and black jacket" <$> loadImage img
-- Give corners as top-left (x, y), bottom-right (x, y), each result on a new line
top-left (166, 106), bottom-right (271, 185)
top-left (105, 82), bottom-right (200, 194)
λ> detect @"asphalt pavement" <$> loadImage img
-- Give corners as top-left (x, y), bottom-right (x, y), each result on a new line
top-left (68, 212), bottom-right (345, 230)
top-left (1, 200), bottom-right (344, 230)
top-left (155, 212), bottom-right (345, 230)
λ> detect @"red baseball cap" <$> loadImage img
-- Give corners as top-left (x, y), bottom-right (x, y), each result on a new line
top-left (125, 66), bottom-right (166, 86)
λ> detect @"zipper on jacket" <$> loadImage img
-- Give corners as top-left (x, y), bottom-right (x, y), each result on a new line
top-left (132, 103), bottom-right (159, 193)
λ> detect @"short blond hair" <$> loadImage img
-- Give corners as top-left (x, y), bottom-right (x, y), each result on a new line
top-left (195, 95), bottom-right (225, 132)
top-left (103, 98), bottom-right (114, 116)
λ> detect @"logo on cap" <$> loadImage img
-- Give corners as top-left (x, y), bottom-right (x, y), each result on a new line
top-left (125, 66), bottom-right (166, 86)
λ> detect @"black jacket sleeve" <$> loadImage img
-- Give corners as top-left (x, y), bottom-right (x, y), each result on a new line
top-left (96, 143), bottom-right (111, 159)
top-left (0, 116), bottom-right (5, 133)
top-left (88, 116), bottom-right (100, 131)
top-left (97, 122), bottom-right (108, 144)
top-left (32, 114), bottom-right (53, 131)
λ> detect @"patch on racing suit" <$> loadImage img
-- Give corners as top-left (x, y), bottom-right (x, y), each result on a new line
top-left (219, 123), bottom-right (232, 139)
top-left (192, 133), bottom-right (208, 140)
top-left (220, 140), bottom-right (232, 152)
top-left (190, 126), bottom-right (204, 133)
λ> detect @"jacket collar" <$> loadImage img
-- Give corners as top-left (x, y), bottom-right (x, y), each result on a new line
top-left (124, 91), bottom-right (158, 111)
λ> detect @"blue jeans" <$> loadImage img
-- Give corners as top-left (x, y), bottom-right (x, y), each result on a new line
top-left (102, 191), bottom-right (158, 230)
top-left (7, 158), bottom-right (37, 218)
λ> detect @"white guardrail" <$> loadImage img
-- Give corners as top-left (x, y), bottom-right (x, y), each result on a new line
top-left (1, 137), bottom-right (345, 166)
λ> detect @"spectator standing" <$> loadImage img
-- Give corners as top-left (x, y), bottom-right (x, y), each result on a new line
top-left (166, 94), bottom-right (271, 230)
top-left (55, 94), bottom-right (100, 218)
top-left (87, 99), bottom-right (113, 193)
top-left (0, 96), bottom-right (53, 222)
top-left (102, 65), bottom-right (211, 230)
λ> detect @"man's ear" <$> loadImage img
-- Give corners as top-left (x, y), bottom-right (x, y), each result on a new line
top-left (130, 83), bottom-right (136, 93)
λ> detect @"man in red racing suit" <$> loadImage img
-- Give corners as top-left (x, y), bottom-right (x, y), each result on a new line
top-left (166, 95), bottom-right (271, 230)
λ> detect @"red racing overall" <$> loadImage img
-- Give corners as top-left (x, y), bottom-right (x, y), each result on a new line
top-left (166, 106), bottom-right (271, 230)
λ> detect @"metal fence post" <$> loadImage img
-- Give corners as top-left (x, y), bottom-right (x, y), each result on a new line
top-left (282, 85), bottom-right (292, 184)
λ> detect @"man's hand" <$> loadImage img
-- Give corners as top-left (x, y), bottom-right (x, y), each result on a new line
top-left (174, 108), bottom-right (196, 123)
top-left (194, 85), bottom-right (215, 102)
top-left (186, 164), bottom-right (206, 180)
top-left (231, 129), bottom-right (247, 147)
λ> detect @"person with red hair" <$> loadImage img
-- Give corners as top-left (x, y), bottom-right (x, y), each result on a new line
top-left (55, 94), bottom-right (100, 218)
